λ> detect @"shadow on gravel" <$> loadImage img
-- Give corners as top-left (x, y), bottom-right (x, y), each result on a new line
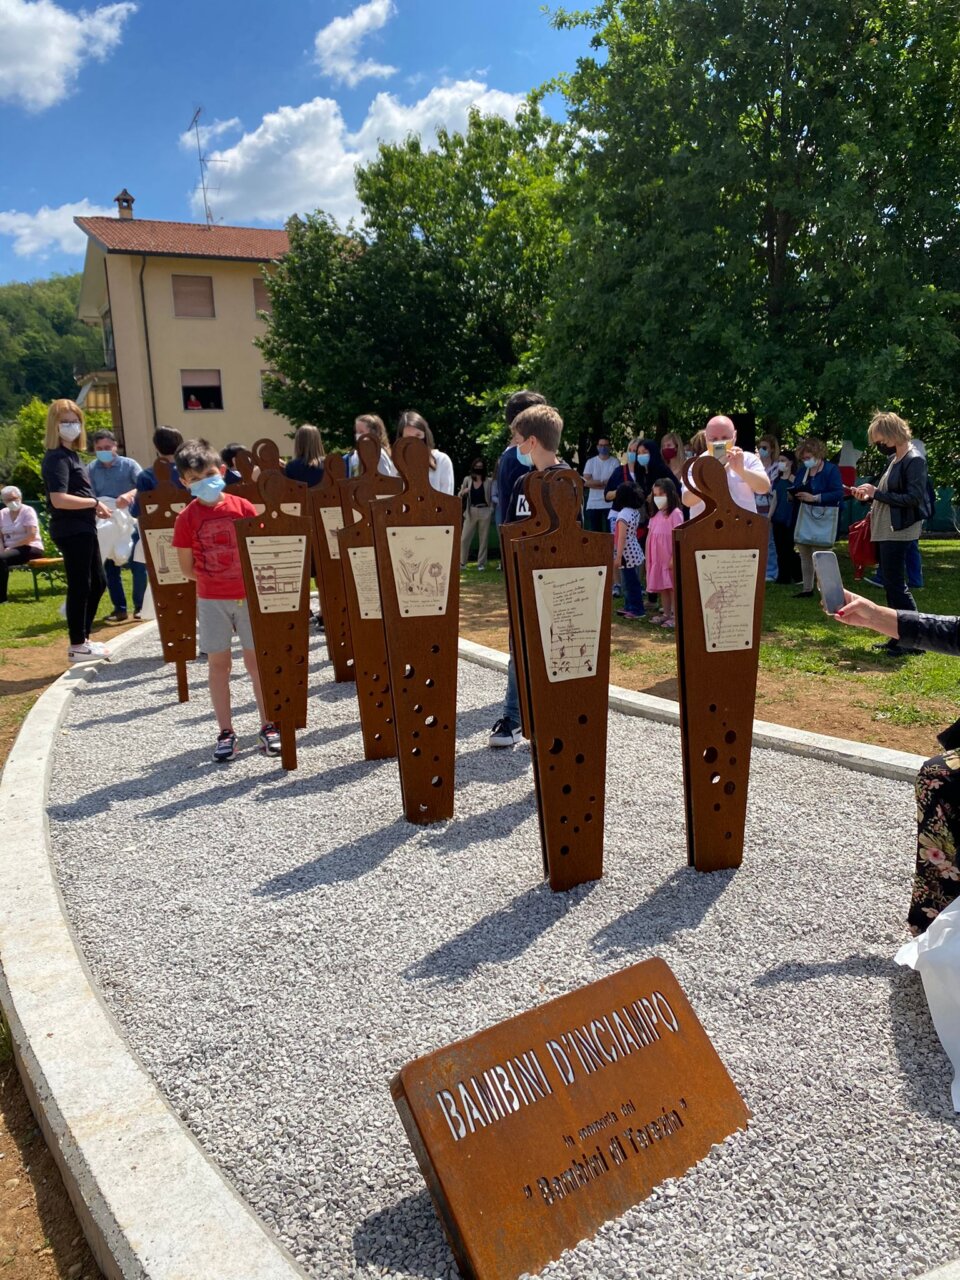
top-left (418, 795), bottom-right (534, 854)
top-left (406, 881), bottom-right (596, 983)
top-left (887, 963), bottom-right (955, 1121)
top-left (353, 1188), bottom-right (448, 1279)
top-left (752, 953), bottom-right (895, 986)
top-left (591, 866), bottom-right (732, 958)
top-left (49, 746), bottom-right (212, 820)
top-left (254, 815), bottom-right (412, 897)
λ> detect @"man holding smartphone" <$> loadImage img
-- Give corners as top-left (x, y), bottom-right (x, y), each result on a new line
top-left (682, 415), bottom-right (770, 518)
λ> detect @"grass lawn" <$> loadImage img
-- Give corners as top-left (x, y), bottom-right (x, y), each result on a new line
top-left (458, 539), bottom-right (960, 755)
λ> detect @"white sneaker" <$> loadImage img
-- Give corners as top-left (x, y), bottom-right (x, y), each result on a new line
top-left (67, 641), bottom-right (111, 662)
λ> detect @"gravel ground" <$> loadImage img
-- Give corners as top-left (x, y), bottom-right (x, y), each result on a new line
top-left (48, 630), bottom-right (959, 1280)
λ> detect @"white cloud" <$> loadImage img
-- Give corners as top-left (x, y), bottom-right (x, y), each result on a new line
top-left (314, 0), bottom-right (396, 88)
top-left (197, 80), bottom-right (526, 227)
top-left (0, 0), bottom-right (137, 111)
top-left (0, 199), bottom-right (114, 256)
top-left (177, 115), bottom-right (242, 151)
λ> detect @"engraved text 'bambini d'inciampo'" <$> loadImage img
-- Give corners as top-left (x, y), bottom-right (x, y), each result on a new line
top-left (435, 990), bottom-right (679, 1143)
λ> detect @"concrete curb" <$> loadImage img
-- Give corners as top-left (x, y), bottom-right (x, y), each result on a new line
top-left (458, 637), bottom-right (926, 783)
top-left (0, 623), bottom-right (307, 1280)
top-left (919, 1264), bottom-right (960, 1280)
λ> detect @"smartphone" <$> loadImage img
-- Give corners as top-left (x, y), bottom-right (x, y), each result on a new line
top-left (710, 440), bottom-right (728, 461)
top-left (813, 550), bottom-right (846, 615)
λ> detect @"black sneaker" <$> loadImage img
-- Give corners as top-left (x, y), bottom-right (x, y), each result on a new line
top-left (489, 716), bottom-right (522, 748)
top-left (213, 730), bottom-right (237, 762)
top-left (258, 722), bottom-right (282, 756)
top-left (104, 609), bottom-right (128, 623)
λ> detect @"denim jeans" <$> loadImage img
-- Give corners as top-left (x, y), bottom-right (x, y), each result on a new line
top-left (503, 652), bottom-right (520, 725)
top-left (765, 520), bottom-right (778, 581)
top-left (104, 557), bottom-right (148, 612)
top-left (621, 565), bottom-right (646, 614)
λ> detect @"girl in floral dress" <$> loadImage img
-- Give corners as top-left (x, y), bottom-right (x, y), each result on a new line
top-left (645, 478), bottom-right (684, 628)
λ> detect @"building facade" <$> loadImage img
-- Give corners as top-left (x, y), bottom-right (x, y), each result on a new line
top-left (75, 191), bottom-right (290, 464)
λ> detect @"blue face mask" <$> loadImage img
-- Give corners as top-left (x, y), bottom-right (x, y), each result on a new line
top-left (515, 444), bottom-right (534, 469)
top-left (637, 453), bottom-right (651, 467)
top-left (95, 449), bottom-right (114, 464)
top-left (597, 446), bottom-right (610, 457)
top-left (190, 474), bottom-right (226, 503)
top-left (802, 457), bottom-right (816, 470)
top-left (759, 446), bottom-right (769, 458)
top-left (626, 451), bottom-right (637, 465)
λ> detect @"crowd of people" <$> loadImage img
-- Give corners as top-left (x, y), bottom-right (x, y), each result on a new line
top-left (1, 392), bottom-right (953, 938)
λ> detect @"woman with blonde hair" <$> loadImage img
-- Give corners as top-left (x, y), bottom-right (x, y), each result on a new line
top-left (284, 424), bottom-right (326, 488)
top-left (659, 430), bottom-right (686, 487)
top-left (790, 436), bottom-right (844, 599)
top-left (348, 413), bottom-right (398, 478)
top-left (40, 399), bottom-right (111, 660)
top-left (851, 412), bottom-right (929, 654)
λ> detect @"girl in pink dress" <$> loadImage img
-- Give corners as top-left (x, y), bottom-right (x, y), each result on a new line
top-left (646, 478), bottom-right (683, 627)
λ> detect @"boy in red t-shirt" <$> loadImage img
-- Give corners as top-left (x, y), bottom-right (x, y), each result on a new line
top-left (172, 439), bottom-right (281, 762)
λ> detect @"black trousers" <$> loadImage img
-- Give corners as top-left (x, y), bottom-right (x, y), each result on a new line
top-left (584, 509), bottom-right (609, 533)
top-left (877, 540), bottom-right (917, 614)
top-left (772, 521), bottom-right (801, 584)
top-left (54, 532), bottom-right (106, 646)
top-left (0, 545), bottom-right (43, 602)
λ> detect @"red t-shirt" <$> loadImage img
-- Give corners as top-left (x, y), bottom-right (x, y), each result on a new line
top-left (171, 493), bottom-right (258, 599)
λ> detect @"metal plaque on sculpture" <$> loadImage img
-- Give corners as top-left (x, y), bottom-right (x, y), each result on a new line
top-left (387, 525), bottom-right (453, 616)
top-left (695, 550), bottom-right (760, 652)
top-left (392, 957), bottom-right (749, 1280)
top-left (245, 535), bottom-right (308, 614)
top-left (533, 565), bottom-right (607, 683)
top-left (320, 506), bottom-right (344, 559)
top-left (143, 525), bottom-right (189, 586)
top-left (347, 546), bottom-right (383, 620)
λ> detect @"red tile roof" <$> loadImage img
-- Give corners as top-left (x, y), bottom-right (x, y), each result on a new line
top-left (75, 217), bottom-right (289, 261)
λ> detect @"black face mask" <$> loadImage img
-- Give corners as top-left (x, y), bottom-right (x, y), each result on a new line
top-left (876, 442), bottom-right (896, 456)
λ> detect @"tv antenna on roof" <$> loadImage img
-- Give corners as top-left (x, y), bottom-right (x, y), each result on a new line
top-left (188, 106), bottom-right (215, 227)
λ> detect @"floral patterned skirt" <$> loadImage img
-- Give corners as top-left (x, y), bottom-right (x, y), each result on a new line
top-left (911, 749), bottom-right (960, 934)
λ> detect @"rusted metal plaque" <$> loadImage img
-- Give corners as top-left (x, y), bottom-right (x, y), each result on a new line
top-left (224, 448), bottom-right (264, 513)
top-left (370, 438), bottom-right (461, 823)
top-left (674, 456), bottom-right (767, 872)
top-left (137, 459), bottom-right (196, 702)
top-left (512, 471), bottom-right (611, 892)
top-left (252, 437), bottom-right (283, 473)
top-left (336, 437), bottom-right (404, 760)
top-left (307, 453), bottom-right (355, 682)
top-left (499, 470), bottom-right (555, 739)
top-left (235, 472), bottom-right (312, 770)
top-left (392, 956), bottom-right (750, 1280)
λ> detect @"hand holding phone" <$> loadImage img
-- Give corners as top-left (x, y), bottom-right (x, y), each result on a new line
top-left (813, 550), bottom-right (846, 615)
top-left (710, 441), bottom-right (728, 462)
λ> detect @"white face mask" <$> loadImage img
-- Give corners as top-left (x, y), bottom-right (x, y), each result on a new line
top-left (653, 494), bottom-right (668, 509)
top-left (59, 421), bottom-right (82, 442)
top-left (5, 501), bottom-right (21, 512)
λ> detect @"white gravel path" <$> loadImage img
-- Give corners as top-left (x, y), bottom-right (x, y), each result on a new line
top-left (48, 630), bottom-right (959, 1280)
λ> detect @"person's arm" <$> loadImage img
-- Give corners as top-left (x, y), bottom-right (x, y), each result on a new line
top-left (45, 454), bottom-right (109, 516)
top-left (728, 449), bottom-right (770, 494)
top-left (604, 466), bottom-right (622, 503)
top-left (582, 459), bottom-right (605, 490)
top-left (176, 547), bottom-right (197, 581)
top-left (812, 462), bottom-right (844, 507)
top-left (459, 476), bottom-right (470, 497)
top-left (833, 592), bottom-right (900, 637)
top-left (872, 455), bottom-right (927, 510)
top-left (613, 517), bottom-right (627, 563)
top-left (436, 453), bottom-right (455, 495)
top-left (767, 487), bottom-right (778, 520)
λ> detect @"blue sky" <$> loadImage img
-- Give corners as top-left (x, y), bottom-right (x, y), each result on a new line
top-left (0, 0), bottom-right (594, 284)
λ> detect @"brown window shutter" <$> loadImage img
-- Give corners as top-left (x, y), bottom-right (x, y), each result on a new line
top-left (172, 275), bottom-right (215, 318)
top-left (253, 277), bottom-right (272, 315)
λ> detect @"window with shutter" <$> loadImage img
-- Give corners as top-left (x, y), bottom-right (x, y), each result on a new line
top-left (172, 275), bottom-right (215, 318)
top-left (181, 369), bottom-right (223, 410)
top-left (253, 277), bottom-right (272, 316)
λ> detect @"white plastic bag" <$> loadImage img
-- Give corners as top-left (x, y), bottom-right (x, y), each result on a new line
top-left (895, 896), bottom-right (960, 1111)
top-left (111, 507), bottom-right (134, 566)
top-left (139, 582), bottom-right (156, 620)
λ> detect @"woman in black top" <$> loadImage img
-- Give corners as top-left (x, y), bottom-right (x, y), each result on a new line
top-left (40, 399), bottom-right (110, 660)
top-left (283, 424), bottom-right (325, 488)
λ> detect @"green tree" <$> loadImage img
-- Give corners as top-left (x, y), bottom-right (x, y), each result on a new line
top-left (0, 274), bottom-right (103, 418)
top-left (543, 0), bottom-right (960, 448)
top-left (258, 104), bottom-right (568, 475)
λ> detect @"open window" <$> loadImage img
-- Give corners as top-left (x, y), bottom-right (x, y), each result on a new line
top-left (172, 275), bottom-right (215, 318)
top-left (181, 369), bottom-right (223, 411)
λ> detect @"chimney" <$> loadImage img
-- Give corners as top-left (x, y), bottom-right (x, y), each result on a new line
top-left (114, 189), bottom-right (135, 219)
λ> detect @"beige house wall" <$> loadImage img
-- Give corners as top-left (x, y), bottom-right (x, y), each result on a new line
top-left (104, 254), bottom-right (288, 465)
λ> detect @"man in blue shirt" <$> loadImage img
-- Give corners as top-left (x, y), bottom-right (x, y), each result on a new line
top-left (89, 429), bottom-right (146, 622)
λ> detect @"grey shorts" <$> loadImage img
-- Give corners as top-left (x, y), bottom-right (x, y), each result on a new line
top-left (197, 597), bottom-right (254, 653)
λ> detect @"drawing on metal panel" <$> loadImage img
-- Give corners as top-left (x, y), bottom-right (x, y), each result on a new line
top-left (320, 507), bottom-right (344, 559)
top-left (387, 526), bottom-right (453, 616)
top-left (143, 525), bottom-right (189, 585)
top-left (694, 550), bottom-right (760, 652)
top-left (245, 535), bottom-right (308, 613)
top-left (533, 565), bottom-right (608, 682)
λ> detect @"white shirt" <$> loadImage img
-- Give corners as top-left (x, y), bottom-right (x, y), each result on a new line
top-left (429, 450), bottom-right (455, 495)
top-left (1, 503), bottom-right (43, 552)
top-left (683, 449), bottom-right (768, 519)
top-left (582, 455), bottom-right (619, 509)
top-left (347, 449), bottom-right (398, 479)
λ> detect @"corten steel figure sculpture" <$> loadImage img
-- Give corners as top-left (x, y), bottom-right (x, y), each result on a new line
top-left (137, 458), bottom-right (196, 702)
top-left (512, 470), bottom-right (612, 891)
top-left (499, 470), bottom-right (554, 739)
top-left (336, 437), bottom-right (404, 759)
top-left (251, 437), bottom-right (283, 473)
top-left (674, 455), bottom-right (768, 872)
top-left (370, 438), bottom-right (461, 824)
top-left (234, 472), bottom-right (312, 771)
top-left (307, 452), bottom-right (355, 682)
